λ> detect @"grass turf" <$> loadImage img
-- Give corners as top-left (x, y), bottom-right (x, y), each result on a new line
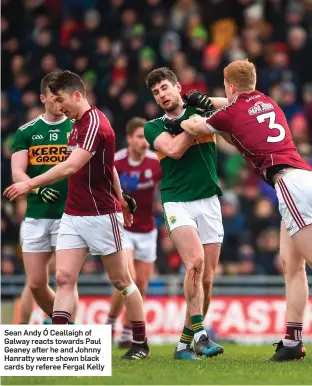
top-left (1, 343), bottom-right (311, 385)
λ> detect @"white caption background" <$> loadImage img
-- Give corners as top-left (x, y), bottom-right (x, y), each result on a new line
top-left (0, 325), bottom-right (111, 376)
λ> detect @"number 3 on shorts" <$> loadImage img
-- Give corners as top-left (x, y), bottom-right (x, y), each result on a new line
top-left (257, 111), bottom-right (286, 143)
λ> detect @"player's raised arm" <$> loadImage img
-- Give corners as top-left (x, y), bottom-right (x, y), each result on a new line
top-left (153, 131), bottom-right (195, 160)
top-left (180, 116), bottom-right (215, 136)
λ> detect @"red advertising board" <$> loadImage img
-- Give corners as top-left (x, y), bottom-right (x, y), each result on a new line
top-left (13, 296), bottom-right (312, 342)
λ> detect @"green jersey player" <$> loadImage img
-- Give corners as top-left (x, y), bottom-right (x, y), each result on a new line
top-left (144, 67), bottom-right (227, 360)
top-left (11, 72), bottom-right (78, 324)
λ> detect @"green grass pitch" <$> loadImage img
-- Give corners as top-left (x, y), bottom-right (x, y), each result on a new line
top-left (2, 344), bottom-right (311, 385)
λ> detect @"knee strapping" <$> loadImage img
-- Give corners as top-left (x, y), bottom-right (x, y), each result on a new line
top-left (120, 282), bottom-right (137, 297)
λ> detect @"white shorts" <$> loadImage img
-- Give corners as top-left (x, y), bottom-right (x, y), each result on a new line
top-left (20, 218), bottom-right (60, 253)
top-left (124, 229), bottom-right (158, 263)
top-left (275, 169), bottom-right (312, 236)
top-left (163, 195), bottom-right (224, 244)
top-left (56, 213), bottom-right (124, 255)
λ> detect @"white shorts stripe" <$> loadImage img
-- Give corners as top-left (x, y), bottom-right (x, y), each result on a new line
top-left (278, 179), bottom-right (305, 229)
top-left (113, 213), bottom-right (122, 251)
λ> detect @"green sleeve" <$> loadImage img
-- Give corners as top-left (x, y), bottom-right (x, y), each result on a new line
top-left (144, 121), bottom-right (165, 151)
top-left (12, 128), bottom-right (29, 153)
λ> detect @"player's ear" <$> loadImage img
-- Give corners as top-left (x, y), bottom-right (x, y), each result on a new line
top-left (176, 82), bottom-right (182, 93)
top-left (39, 94), bottom-right (46, 104)
top-left (74, 91), bottom-right (81, 101)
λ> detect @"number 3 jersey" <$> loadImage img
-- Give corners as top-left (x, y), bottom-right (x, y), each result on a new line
top-left (206, 90), bottom-right (312, 180)
top-left (12, 115), bottom-right (74, 219)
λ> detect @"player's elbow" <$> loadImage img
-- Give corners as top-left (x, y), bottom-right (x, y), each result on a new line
top-left (65, 162), bottom-right (79, 177)
top-left (169, 150), bottom-right (183, 160)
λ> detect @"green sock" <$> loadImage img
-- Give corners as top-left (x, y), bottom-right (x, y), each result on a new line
top-left (191, 315), bottom-right (205, 334)
top-left (180, 326), bottom-right (194, 345)
top-left (68, 322), bottom-right (75, 325)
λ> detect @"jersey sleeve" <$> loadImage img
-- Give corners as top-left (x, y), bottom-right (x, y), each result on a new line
top-left (205, 106), bottom-right (233, 134)
top-left (144, 122), bottom-right (165, 151)
top-left (114, 158), bottom-right (122, 174)
top-left (12, 128), bottom-right (29, 153)
top-left (77, 115), bottom-right (102, 154)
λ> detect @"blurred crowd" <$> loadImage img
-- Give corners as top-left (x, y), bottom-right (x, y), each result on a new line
top-left (2, 0), bottom-right (312, 277)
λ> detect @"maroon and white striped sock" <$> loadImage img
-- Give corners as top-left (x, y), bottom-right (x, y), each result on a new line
top-left (52, 311), bottom-right (71, 324)
top-left (283, 322), bottom-right (303, 346)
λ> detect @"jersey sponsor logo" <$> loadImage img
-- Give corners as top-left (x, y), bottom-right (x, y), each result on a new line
top-left (32, 135), bottom-right (43, 140)
top-left (169, 216), bottom-right (177, 224)
top-left (28, 145), bottom-right (68, 165)
top-left (48, 129), bottom-right (60, 133)
top-left (248, 101), bottom-right (274, 116)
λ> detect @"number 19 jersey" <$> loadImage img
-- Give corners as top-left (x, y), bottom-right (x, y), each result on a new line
top-left (12, 115), bottom-right (74, 219)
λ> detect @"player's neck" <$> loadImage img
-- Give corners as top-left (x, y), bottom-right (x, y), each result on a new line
top-left (42, 111), bottom-right (66, 123)
top-left (128, 147), bottom-right (144, 163)
top-left (76, 101), bottom-right (92, 120)
top-left (164, 102), bottom-right (184, 119)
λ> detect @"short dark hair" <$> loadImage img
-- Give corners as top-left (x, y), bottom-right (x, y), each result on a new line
top-left (40, 71), bottom-right (61, 96)
top-left (48, 70), bottom-right (86, 96)
top-left (145, 67), bottom-right (177, 89)
top-left (126, 117), bottom-right (147, 136)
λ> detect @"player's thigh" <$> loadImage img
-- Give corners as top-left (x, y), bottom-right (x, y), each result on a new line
top-left (101, 249), bottom-right (132, 288)
top-left (20, 218), bottom-right (53, 253)
top-left (134, 229), bottom-right (158, 263)
top-left (125, 248), bottom-right (136, 282)
top-left (56, 248), bottom-right (88, 285)
top-left (194, 196), bottom-right (224, 245)
top-left (75, 213), bottom-right (124, 256)
top-left (203, 243), bottom-right (221, 280)
top-left (134, 260), bottom-right (154, 293)
top-left (291, 224), bottom-right (312, 267)
top-left (48, 251), bottom-right (56, 274)
top-left (279, 221), bottom-right (306, 274)
top-left (23, 251), bottom-right (53, 285)
top-left (170, 226), bottom-right (204, 270)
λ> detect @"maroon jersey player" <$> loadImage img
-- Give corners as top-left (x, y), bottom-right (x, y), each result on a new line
top-left (4, 71), bottom-right (150, 360)
top-left (179, 60), bottom-right (312, 362)
top-left (107, 117), bottom-right (162, 348)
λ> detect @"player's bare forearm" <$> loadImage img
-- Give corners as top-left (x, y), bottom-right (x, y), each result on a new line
top-left (181, 116), bottom-right (211, 136)
top-left (28, 148), bottom-right (92, 190)
top-left (154, 131), bottom-right (194, 160)
top-left (210, 97), bottom-right (228, 109)
top-left (170, 132), bottom-right (195, 159)
top-left (112, 167), bottom-right (123, 200)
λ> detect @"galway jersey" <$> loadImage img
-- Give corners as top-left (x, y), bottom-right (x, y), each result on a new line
top-left (12, 115), bottom-right (73, 219)
top-left (144, 106), bottom-right (222, 203)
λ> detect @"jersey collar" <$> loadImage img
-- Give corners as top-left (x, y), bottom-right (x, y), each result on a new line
top-left (40, 115), bottom-right (67, 125)
top-left (164, 108), bottom-right (186, 120)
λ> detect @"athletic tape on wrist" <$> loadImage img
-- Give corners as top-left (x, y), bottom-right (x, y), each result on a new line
top-left (120, 282), bottom-right (138, 297)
